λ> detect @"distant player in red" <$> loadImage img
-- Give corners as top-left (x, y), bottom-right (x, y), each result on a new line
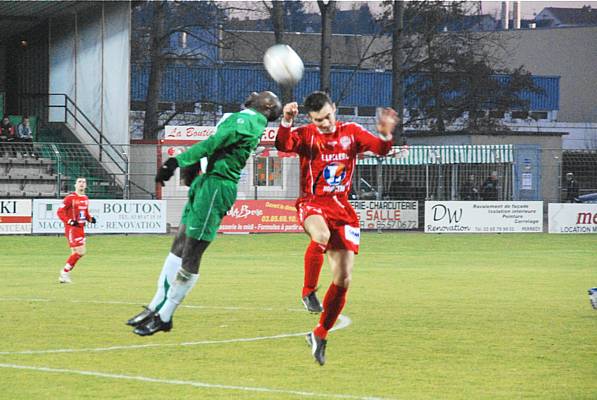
top-left (275, 91), bottom-right (398, 365)
top-left (56, 177), bottom-right (96, 283)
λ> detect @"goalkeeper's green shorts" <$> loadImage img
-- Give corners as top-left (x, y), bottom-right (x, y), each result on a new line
top-left (180, 174), bottom-right (237, 242)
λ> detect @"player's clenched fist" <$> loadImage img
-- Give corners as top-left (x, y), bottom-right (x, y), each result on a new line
top-left (283, 102), bottom-right (299, 123)
top-left (375, 107), bottom-right (399, 138)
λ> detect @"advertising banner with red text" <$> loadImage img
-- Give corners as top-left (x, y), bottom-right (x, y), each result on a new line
top-left (219, 200), bottom-right (303, 233)
top-left (0, 199), bottom-right (32, 234)
top-left (548, 203), bottom-right (597, 234)
top-left (164, 125), bottom-right (279, 144)
top-left (350, 200), bottom-right (419, 230)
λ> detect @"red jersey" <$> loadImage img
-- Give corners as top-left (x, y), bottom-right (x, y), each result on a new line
top-left (57, 192), bottom-right (92, 226)
top-left (276, 121), bottom-right (392, 198)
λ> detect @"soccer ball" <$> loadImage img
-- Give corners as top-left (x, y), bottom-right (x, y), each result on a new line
top-left (263, 44), bottom-right (304, 86)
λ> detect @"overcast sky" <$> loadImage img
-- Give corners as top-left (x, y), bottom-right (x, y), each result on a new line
top-left (228, 1), bottom-right (597, 21)
top-left (480, 1), bottom-right (597, 18)
top-left (326, 1), bottom-right (597, 19)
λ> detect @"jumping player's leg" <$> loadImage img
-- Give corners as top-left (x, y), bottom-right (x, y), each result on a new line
top-left (302, 215), bottom-right (330, 302)
top-left (315, 249), bottom-right (353, 339)
top-left (307, 249), bottom-right (354, 366)
top-left (133, 176), bottom-right (235, 336)
top-left (126, 214), bottom-right (188, 326)
top-left (156, 237), bottom-right (210, 323)
top-left (146, 225), bottom-right (186, 311)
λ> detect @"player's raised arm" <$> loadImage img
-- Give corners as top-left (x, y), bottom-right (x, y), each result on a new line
top-left (355, 107), bottom-right (399, 156)
top-left (275, 102), bottom-right (301, 153)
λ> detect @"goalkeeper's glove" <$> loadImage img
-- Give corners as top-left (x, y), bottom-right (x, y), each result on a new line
top-left (156, 157), bottom-right (179, 186)
top-left (67, 219), bottom-right (79, 227)
top-left (89, 216), bottom-right (97, 224)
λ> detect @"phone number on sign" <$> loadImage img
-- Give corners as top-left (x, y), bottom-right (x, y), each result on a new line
top-left (360, 220), bottom-right (418, 230)
top-left (473, 226), bottom-right (516, 232)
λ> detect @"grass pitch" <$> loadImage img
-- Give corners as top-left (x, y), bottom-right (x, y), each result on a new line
top-left (0, 232), bottom-right (596, 399)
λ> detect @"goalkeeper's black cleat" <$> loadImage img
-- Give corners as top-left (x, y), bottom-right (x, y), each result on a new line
top-left (302, 290), bottom-right (323, 313)
top-left (306, 332), bottom-right (327, 366)
top-left (126, 306), bottom-right (154, 327)
top-left (133, 313), bottom-right (172, 336)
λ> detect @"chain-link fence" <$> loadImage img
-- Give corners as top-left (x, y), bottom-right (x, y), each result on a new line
top-left (1, 141), bottom-right (595, 204)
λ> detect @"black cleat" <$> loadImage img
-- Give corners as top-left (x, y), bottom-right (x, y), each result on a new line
top-left (306, 332), bottom-right (327, 366)
top-left (133, 313), bottom-right (172, 336)
top-left (126, 306), bottom-right (154, 327)
top-left (301, 291), bottom-right (323, 313)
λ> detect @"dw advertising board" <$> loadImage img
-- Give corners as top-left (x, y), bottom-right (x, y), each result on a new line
top-left (425, 201), bottom-right (543, 233)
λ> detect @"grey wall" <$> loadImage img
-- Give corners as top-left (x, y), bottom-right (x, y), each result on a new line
top-left (493, 26), bottom-right (597, 123)
top-left (225, 26), bottom-right (597, 123)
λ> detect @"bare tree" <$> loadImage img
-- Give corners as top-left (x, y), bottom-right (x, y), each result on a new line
top-left (142, 1), bottom-right (167, 141)
top-left (135, 1), bottom-right (242, 140)
top-left (380, 1), bottom-right (539, 133)
top-left (391, 0), bottom-right (405, 138)
top-left (263, 1), bottom-right (293, 104)
top-left (317, 0), bottom-right (336, 94)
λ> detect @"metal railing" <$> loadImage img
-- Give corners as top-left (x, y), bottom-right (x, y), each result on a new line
top-left (19, 93), bottom-right (128, 175)
top-left (0, 142), bottom-right (154, 199)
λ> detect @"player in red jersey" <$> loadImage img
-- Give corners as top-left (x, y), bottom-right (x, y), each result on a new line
top-left (275, 91), bottom-right (398, 365)
top-left (56, 177), bottom-right (96, 283)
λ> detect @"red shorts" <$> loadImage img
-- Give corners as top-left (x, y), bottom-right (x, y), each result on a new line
top-left (296, 195), bottom-right (360, 254)
top-left (65, 226), bottom-right (86, 248)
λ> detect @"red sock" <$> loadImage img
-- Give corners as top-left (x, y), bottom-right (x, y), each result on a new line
top-left (314, 283), bottom-right (348, 339)
top-left (64, 253), bottom-right (82, 272)
top-left (303, 241), bottom-right (326, 297)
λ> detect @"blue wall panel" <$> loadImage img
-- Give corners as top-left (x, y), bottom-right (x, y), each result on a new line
top-left (131, 64), bottom-right (559, 111)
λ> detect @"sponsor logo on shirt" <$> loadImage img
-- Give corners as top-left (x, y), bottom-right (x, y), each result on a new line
top-left (340, 136), bottom-right (352, 150)
top-left (323, 162), bottom-right (346, 188)
top-left (320, 153), bottom-right (348, 162)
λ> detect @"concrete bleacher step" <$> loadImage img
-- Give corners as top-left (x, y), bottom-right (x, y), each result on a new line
top-left (0, 174), bottom-right (56, 180)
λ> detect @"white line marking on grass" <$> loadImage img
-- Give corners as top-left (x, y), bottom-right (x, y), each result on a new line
top-left (0, 297), bottom-right (49, 302)
top-left (0, 297), bottom-right (286, 312)
top-left (0, 296), bottom-right (351, 356)
top-left (0, 316), bottom-right (350, 355)
top-left (0, 363), bottom-right (392, 400)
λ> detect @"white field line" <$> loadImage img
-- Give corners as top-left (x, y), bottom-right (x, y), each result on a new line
top-left (0, 298), bottom-right (351, 355)
top-left (0, 297), bottom-right (281, 311)
top-left (0, 363), bottom-right (393, 400)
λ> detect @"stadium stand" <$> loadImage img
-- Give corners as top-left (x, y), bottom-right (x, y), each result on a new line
top-left (0, 152), bottom-right (58, 197)
top-left (36, 126), bottom-right (123, 199)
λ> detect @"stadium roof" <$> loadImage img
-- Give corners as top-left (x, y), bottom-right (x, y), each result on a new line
top-left (0, 1), bottom-right (95, 44)
top-left (357, 144), bottom-right (514, 165)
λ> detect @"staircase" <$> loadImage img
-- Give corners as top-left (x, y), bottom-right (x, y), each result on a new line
top-left (37, 124), bottom-right (124, 199)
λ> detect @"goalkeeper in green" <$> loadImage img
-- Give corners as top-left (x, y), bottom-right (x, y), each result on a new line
top-left (128, 91), bottom-right (282, 336)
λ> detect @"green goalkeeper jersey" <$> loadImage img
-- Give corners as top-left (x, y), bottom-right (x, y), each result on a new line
top-left (175, 109), bottom-right (267, 183)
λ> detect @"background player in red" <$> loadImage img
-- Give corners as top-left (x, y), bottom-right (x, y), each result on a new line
top-left (56, 177), bottom-right (96, 283)
top-left (275, 91), bottom-right (398, 365)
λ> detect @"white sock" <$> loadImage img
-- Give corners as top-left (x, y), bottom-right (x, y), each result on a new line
top-left (148, 253), bottom-right (182, 311)
top-left (158, 268), bottom-right (199, 322)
